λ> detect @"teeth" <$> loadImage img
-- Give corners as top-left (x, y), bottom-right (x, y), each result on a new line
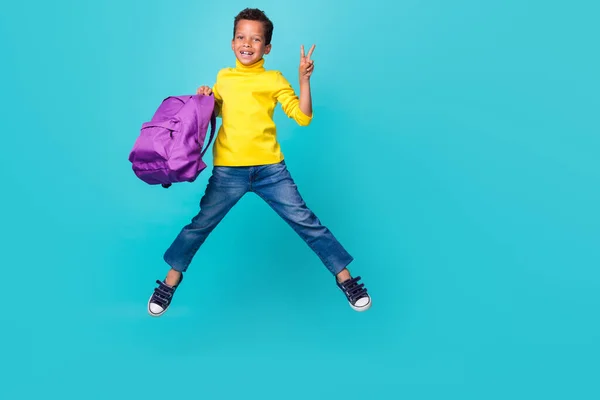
top-left (241, 51), bottom-right (252, 55)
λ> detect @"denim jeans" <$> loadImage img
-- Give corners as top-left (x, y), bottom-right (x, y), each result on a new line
top-left (163, 160), bottom-right (353, 276)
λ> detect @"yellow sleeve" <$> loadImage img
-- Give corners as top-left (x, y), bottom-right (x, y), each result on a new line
top-left (211, 72), bottom-right (223, 118)
top-left (273, 72), bottom-right (312, 126)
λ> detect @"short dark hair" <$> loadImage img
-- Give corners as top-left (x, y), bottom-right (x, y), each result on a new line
top-left (233, 8), bottom-right (274, 45)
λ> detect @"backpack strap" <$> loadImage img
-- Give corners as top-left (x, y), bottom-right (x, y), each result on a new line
top-left (191, 94), bottom-right (217, 157)
top-left (201, 110), bottom-right (217, 157)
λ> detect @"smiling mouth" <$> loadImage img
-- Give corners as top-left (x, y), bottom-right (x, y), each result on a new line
top-left (240, 51), bottom-right (254, 56)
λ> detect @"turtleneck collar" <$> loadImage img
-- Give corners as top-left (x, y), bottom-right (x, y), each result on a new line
top-left (234, 57), bottom-right (265, 73)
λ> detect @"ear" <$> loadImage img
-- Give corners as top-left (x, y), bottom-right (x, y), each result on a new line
top-left (231, 39), bottom-right (235, 52)
top-left (264, 44), bottom-right (272, 55)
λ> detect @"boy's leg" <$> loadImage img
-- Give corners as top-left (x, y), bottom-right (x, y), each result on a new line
top-left (252, 161), bottom-right (371, 311)
top-left (163, 166), bottom-right (250, 272)
top-left (253, 161), bottom-right (352, 276)
top-left (148, 166), bottom-right (250, 316)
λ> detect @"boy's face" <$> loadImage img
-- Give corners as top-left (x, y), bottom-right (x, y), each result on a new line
top-left (231, 19), bottom-right (271, 65)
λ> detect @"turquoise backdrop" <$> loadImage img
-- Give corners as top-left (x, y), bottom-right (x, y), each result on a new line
top-left (1, 0), bottom-right (598, 399)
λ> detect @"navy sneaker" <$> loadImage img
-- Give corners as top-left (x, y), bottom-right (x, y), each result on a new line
top-left (147, 274), bottom-right (183, 317)
top-left (337, 276), bottom-right (371, 312)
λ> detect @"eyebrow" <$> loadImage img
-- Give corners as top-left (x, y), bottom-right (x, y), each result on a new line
top-left (235, 32), bottom-right (264, 37)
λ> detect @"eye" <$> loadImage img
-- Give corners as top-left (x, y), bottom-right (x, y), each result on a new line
top-left (237, 35), bottom-right (243, 39)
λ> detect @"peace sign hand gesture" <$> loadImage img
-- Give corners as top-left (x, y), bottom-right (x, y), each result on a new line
top-left (299, 44), bottom-right (315, 82)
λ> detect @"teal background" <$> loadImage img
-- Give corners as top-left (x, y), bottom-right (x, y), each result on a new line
top-left (1, 0), bottom-right (599, 399)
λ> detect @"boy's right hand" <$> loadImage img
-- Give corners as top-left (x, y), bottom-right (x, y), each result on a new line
top-left (196, 86), bottom-right (212, 96)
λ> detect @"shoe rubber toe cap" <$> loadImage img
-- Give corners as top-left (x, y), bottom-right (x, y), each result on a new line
top-left (351, 296), bottom-right (371, 311)
top-left (149, 302), bottom-right (165, 315)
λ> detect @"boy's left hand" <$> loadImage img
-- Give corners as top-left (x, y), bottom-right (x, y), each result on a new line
top-left (299, 44), bottom-right (315, 81)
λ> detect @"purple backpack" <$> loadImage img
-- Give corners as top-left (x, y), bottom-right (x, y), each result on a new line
top-left (129, 94), bottom-right (217, 188)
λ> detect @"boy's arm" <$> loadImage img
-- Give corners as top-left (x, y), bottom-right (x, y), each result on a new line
top-left (196, 89), bottom-right (221, 118)
top-left (298, 44), bottom-right (315, 117)
top-left (211, 82), bottom-right (222, 118)
top-left (299, 80), bottom-right (312, 117)
top-left (275, 74), bottom-right (312, 126)
top-left (274, 44), bottom-right (316, 126)
top-left (197, 72), bottom-right (222, 118)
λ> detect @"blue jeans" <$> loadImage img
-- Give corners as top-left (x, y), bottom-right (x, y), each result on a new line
top-left (163, 160), bottom-right (353, 276)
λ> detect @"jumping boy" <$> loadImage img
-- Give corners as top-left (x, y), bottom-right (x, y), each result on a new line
top-left (148, 8), bottom-right (371, 316)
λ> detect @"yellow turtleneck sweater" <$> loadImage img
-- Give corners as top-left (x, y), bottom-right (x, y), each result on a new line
top-left (211, 58), bottom-right (312, 166)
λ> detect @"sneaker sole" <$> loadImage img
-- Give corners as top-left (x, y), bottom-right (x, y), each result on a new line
top-left (350, 297), bottom-right (372, 312)
top-left (147, 296), bottom-right (168, 317)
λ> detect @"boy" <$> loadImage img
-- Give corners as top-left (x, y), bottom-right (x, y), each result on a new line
top-left (148, 8), bottom-right (371, 316)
